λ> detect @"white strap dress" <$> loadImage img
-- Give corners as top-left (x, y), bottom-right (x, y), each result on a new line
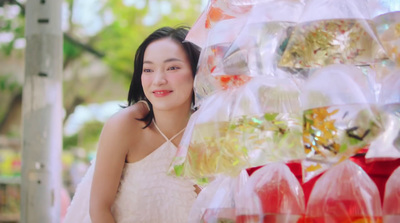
top-left (63, 122), bottom-right (197, 223)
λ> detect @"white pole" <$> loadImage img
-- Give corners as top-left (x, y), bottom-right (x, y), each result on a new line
top-left (21, 0), bottom-right (63, 222)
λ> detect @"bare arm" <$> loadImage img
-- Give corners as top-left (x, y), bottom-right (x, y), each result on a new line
top-left (89, 114), bottom-right (128, 222)
top-left (89, 103), bottom-right (148, 222)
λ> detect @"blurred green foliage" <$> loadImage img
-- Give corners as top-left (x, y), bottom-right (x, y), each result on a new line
top-left (63, 120), bottom-right (104, 152)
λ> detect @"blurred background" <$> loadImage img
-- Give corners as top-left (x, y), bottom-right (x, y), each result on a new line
top-left (0, 0), bottom-right (205, 221)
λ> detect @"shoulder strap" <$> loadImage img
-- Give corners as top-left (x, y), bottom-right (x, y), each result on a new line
top-left (153, 119), bottom-right (185, 142)
top-left (137, 100), bottom-right (150, 111)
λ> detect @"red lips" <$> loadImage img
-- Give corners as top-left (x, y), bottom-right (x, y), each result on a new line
top-left (153, 90), bottom-right (172, 97)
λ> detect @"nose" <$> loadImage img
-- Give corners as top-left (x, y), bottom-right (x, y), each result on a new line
top-left (153, 70), bottom-right (167, 86)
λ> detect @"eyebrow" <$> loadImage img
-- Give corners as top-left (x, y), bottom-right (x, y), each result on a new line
top-left (143, 58), bottom-right (183, 64)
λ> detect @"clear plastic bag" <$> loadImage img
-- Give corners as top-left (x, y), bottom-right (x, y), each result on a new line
top-left (373, 2), bottom-right (400, 65)
top-left (172, 75), bottom-right (305, 182)
top-left (235, 189), bottom-right (262, 223)
top-left (306, 160), bottom-right (382, 222)
top-left (383, 166), bottom-right (400, 223)
top-left (231, 76), bottom-right (305, 166)
top-left (188, 170), bottom-right (249, 223)
top-left (300, 64), bottom-right (383, 181)
top-left (185, 0), bottom-right (254, 48)
top-left (279, 0), bottom-right (386, 68)
top-left (236, 162), bottom-right (305, 223)
top-left (220, 0), bottom-right (305, 77)
top-left (177, 90), bottom-right (249, 182)
top-left (367, 70), bottom-right (400, 159)
top-left (168, 108), bottom-right (203, 182)
top-left (193, 17), bottom-right (249, 106)
top-left (192, 0), bottom-right (306, 105)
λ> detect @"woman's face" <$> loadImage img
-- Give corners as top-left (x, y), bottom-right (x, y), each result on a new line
top-left (141, 38), bottom-right (194, 113)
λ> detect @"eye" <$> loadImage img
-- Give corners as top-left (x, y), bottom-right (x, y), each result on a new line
top-left (143, 68), bottom-right (152, 73)
top-left (167, 66), bottom-right (180, 71)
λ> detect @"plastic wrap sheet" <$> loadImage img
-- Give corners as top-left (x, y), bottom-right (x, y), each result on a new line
top-left (278, 0), bottom-right (386, 68)
top-left (306, 160), bottom-right (382, 222)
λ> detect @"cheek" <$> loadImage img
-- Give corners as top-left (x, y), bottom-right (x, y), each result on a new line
top-left (179, 75), bottom-right (194, 92)
top-left (184, 76), bottom-right (194, 85)
top-left (179, 72), bottom-right (194, 85)
top-left (141, 75), bottom-right (152, 88)
top-left (181, 76), bottom-right (194, 96)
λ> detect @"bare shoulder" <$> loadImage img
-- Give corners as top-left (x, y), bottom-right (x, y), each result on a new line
top-left (104, 102), bottom-right (149, 134)
top-left (95, 102), bottom-right (150, 158)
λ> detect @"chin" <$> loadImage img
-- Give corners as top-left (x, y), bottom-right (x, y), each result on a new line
top-left (152, 103), bottom-right (174, 111)
top-left (153, 102), bottom-right (190, 112)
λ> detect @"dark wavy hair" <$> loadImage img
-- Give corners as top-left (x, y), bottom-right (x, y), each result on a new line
top-left (125, 26), bottom-right (201, 128)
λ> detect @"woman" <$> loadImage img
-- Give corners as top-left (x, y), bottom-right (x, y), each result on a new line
top-left (64, 26), bottom-right (201, 223)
